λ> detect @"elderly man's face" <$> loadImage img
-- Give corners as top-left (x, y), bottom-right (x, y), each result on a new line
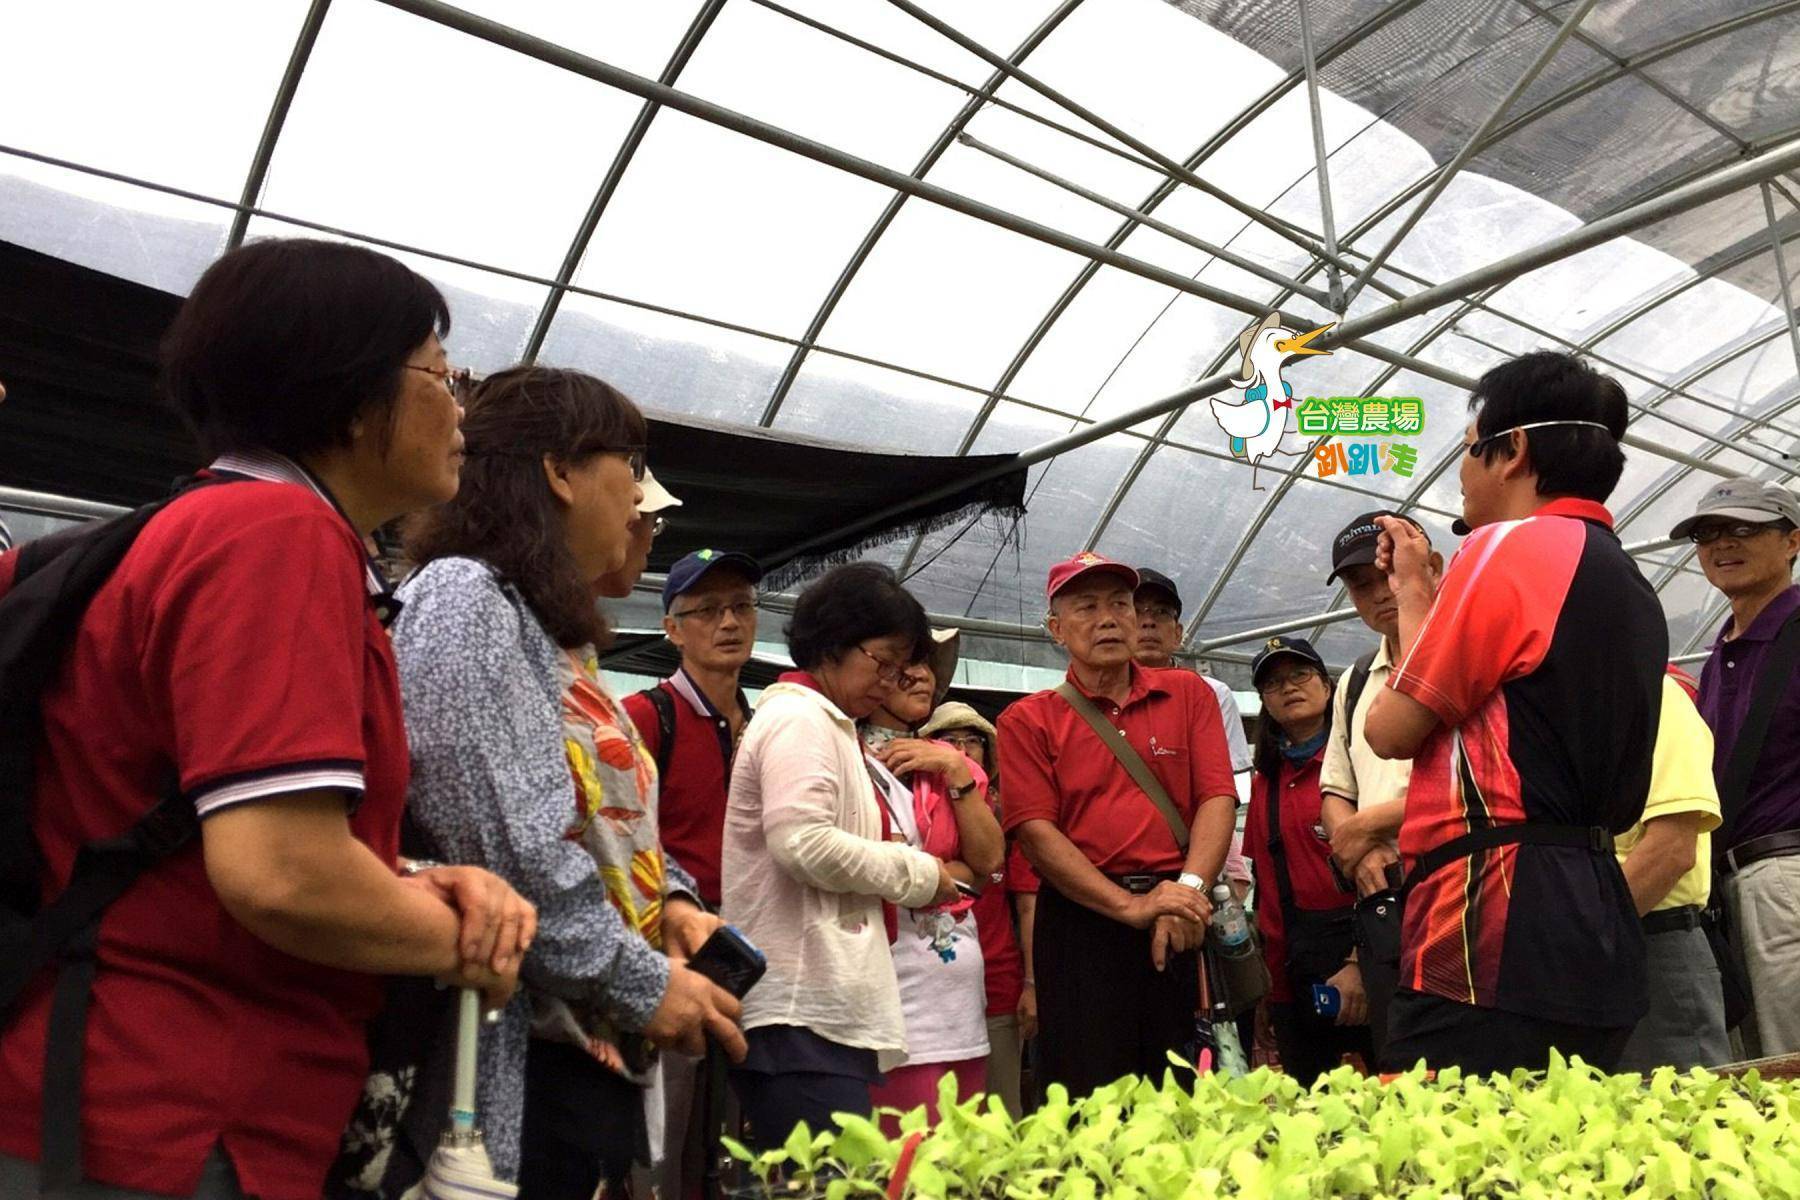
top-left (1048, 579), bottom-right (1136, 669)
top-left (1132, 588), bottom-right (1182, 666)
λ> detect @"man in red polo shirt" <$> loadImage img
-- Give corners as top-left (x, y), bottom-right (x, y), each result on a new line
top-left (1365, 351), bottom-right (1664, 1074)
top-left (999, 553), bottom-right (1237, 1097)
top-left (624, 547), bottom-right (760, 1200)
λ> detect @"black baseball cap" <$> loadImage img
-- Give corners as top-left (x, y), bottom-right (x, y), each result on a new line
top-left (1326, 510), bottom-right (1427, 584)
top-left (1250, 636), bottom-right (1327, 687)
top-left (1134, 567), bottom-right (1182, 617)
top-left (662, 549), bottom-right (763, 612)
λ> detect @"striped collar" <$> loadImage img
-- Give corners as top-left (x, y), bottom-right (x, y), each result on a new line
top-left (668, 666), bottom-right (750, 722)
top-left (208, 450), bottom-right (399, 621)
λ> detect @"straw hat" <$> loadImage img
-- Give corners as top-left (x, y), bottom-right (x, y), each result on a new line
top-left (918, 700), bottom-right (995, 743)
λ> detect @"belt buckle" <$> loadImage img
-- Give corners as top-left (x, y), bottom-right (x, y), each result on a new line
top-left (1121, 873), bottom-right (1157, 895)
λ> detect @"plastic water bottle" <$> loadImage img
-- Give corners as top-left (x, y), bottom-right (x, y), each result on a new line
top-left (1210, 884), bottom-right (1252, 956)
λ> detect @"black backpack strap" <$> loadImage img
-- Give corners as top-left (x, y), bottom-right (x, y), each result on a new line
top-left (1341, 648), bottom-right (1378, 734)
top-left (641, 684), bottom-right (678, 781)
top-left (1400, 823), bottom-right (1612, 902)
top-left (1715, 611), bottom-right (1800, 856)
top-left (1261, 757), bottom-right (1301, 930)
top-left (22, 792), bottom-right (198, 1194)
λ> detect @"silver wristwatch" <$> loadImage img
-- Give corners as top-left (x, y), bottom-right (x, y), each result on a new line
top-left (401, 858), bottom-right (445, 877)
top-left (1176, 871), bottom-right (1207, 892)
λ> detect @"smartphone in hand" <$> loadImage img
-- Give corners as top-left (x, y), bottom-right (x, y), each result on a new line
top-left (686, 925), bottom-right (767, 999)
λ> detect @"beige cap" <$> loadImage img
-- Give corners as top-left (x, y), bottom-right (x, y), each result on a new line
top-left (638, 468), bottom-right (683, 515)
top-left (919, 701), bottom-right (995, 743)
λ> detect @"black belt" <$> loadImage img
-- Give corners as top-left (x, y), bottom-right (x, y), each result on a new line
top-left (1722, 828), bottom-right (1800, 876)
top-left (1403, 824), bottom-right (1613, 900)
top-left (1107, 871), bottom-right (1179, 895)
top-left (1642, 904), bottom-right (1703, 935)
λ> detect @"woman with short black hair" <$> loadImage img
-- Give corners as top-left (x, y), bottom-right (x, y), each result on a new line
top-left (1241, 637), bottom-right (1372, 1086)
top-left (390, 366), bottom-right (747, 1198)
top-left (0, 238), bottom-right (532, 1200)
top-left (722, 562), bottom-right (960, 1150)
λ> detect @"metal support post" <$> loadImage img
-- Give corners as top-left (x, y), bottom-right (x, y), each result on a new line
top-left (228, 0), bottom-right (333, 250)
top-left (1296, 0), bottom-right (1345, 311)
top-left (1763, 182), bottom-right (1800, 382)
top-left (1340, 0), bottom-right (1599, 308)
top-left (956, 132), bottom-right (1334, 307)
top-left (879, 0), bottom-right (1330, 262)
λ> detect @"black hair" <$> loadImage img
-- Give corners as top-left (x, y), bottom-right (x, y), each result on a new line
top-left (786, 562), bottom-right (931, 672)
top-left (162, 238), bottom-right (451, 459)
top-left (1251, 666), bottom-right (1336, 786)
top-left (1467, 351), bottom-right (1628, 503)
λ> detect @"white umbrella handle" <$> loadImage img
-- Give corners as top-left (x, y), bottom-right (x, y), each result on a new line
top-left (451, 988), bottom-right (480, 1134)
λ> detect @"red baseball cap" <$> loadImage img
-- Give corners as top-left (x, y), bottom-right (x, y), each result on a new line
top-left (1045, 551), bottom-right (1140, 605)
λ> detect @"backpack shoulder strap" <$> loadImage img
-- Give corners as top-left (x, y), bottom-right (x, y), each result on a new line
top-left (1717, 610), bottom-right (1800, 852)
top-left (639, 683), bottom-right (678, 781)
top-left (1054, 681), bottom-right (1188, 851)
top-left (1342, 647), bottom-right (1378, 732)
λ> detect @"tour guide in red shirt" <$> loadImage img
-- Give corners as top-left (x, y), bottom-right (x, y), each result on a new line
top-left (999, 553), bottom-right (1237, 1097)
top-left (1363, 351), bottom-right (1665, 1075)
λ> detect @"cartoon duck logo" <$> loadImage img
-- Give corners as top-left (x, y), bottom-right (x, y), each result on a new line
top-left (1211, 313), bottom-right (1333, 491)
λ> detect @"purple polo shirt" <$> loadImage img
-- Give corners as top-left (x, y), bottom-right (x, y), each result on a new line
top-left (1696, 584), bottom-right (1800, 846)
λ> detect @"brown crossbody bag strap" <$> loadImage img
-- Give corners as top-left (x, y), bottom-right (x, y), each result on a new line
top-left (1054, 682), bottom-right (1189, 851)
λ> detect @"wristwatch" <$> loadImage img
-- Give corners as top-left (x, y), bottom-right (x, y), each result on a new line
top-left (947, 778), bottom-right (979, 800)
top-left (401, 858), bottom-right (445, 877)
top-left (1177, 872), bottom-right (1208, 892)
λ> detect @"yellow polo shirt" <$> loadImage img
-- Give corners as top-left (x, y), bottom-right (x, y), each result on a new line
top-left (1614, 676), bottom-right (1722, 912)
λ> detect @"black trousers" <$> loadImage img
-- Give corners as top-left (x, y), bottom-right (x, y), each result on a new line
top-left (1035, 882), bottom-right (1199, 1099)
top-left (1382, 989), bottom-right (1633, 1076)
top-left (519, 1038), bottom-right (646, 1199)
top-left (1268, 1000), bottom-right (1373, 1087)
top-left (1359, 953), bottom-right (1399, 1067)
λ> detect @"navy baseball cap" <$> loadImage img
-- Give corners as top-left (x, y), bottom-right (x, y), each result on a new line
top-left (1250, 636), bottom-right (1327, 687)
top-left (662, 549), bottom-right (763, 612)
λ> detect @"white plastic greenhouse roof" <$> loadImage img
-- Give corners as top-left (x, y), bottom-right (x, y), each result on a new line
top-left (3, 0), bottom-right (1799, 672)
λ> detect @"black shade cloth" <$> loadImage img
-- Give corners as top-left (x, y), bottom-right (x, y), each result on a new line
top-left (0, 240), bottom-right (1026, 584)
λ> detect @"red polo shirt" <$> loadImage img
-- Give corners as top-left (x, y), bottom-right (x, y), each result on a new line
top-left (623, 670), bottom-right (746, 907)
top-left (1241, 749), bottom-right (1348, 1003)
top-left (0, 473), bottom-right (410, 1199)
top-left (998, 665), bottom-right (1237, 874)
top-left (1389, 497), bottom-right (1660, 1028)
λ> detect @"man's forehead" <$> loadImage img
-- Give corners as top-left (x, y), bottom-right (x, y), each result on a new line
top-left (1058, 579), bottom-right (1134, 603)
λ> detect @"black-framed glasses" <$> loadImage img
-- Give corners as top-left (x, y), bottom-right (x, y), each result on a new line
top-left (670, 599), bottom-right (757, 624)
top-left (1258, 666), bottom-right (1321, 694)
top-left (406, 363), bottom-right (471, 397)
top-left (940, 732), bottom-right (987, 752)
top-left (855, 643), bottom-right (906, 684)
top-left (1690, 520), bottom-right (1785, 545)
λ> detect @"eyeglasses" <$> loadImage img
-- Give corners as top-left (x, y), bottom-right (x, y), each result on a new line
top-left (614, 446), bottom-right (647, 482)
top-left (1690, 520), bottom-right (1785, 545)
top-left (940, 733), bottom-right (986, 751)
top-left (406, 363), bottom-right (472, 397)
top-left (1466, 419), bottom-right (1612, 458)
top-left (854, 643), bottom-right (906, 684)
top-left (671, 600), bottom-right (757, 624)
top-left (1258, 666), bottom-right (1321, 694)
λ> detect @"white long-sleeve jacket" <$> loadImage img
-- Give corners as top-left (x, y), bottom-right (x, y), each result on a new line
top-left (721, 680), bottom-right (941, 1065)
